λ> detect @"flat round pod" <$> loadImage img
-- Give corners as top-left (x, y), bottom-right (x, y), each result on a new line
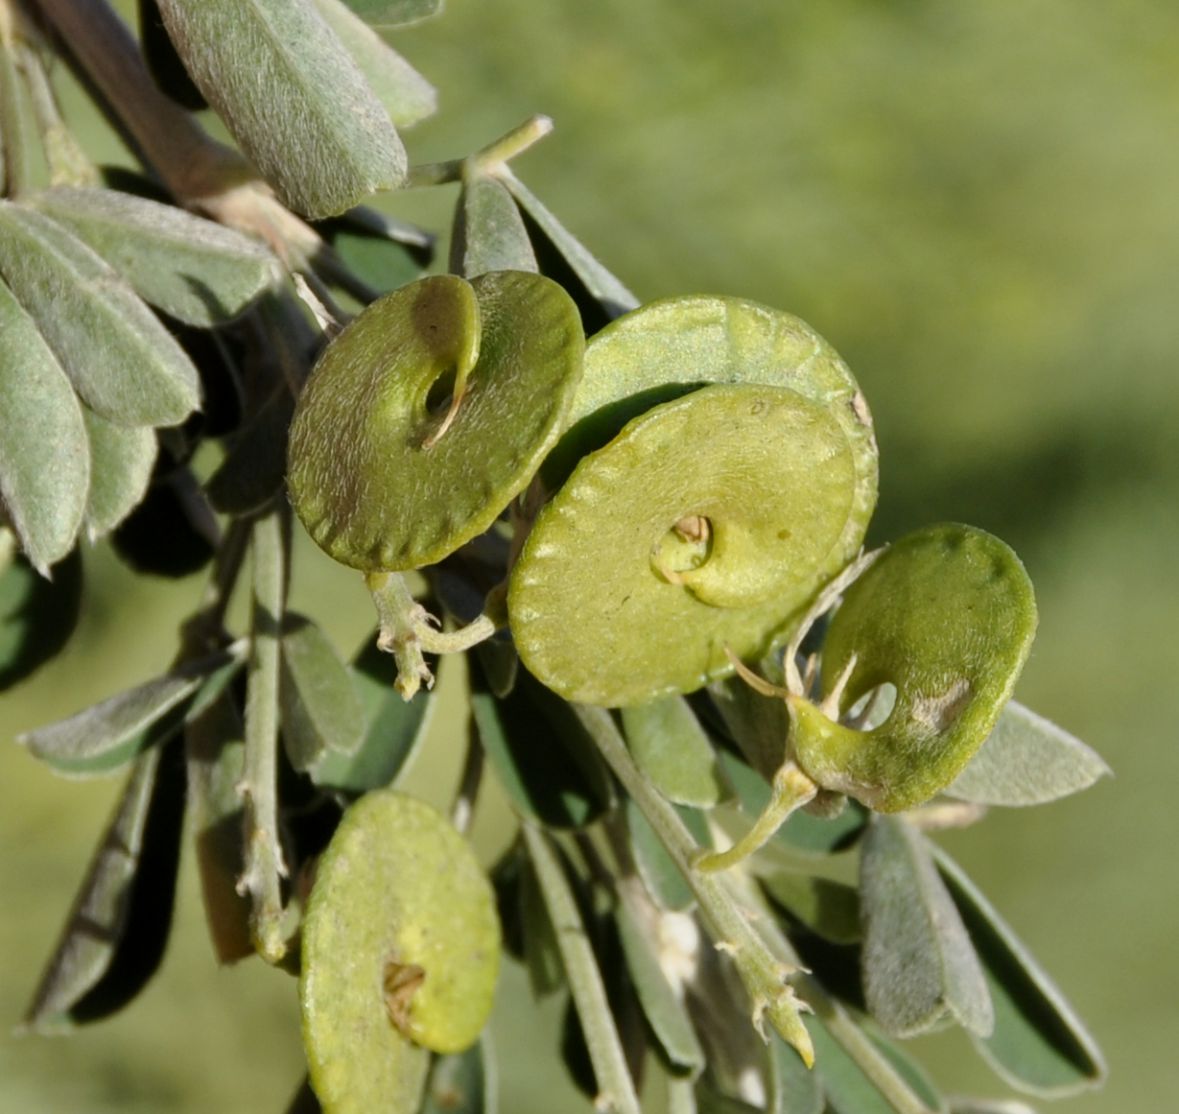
top-left (549, 294), bottom-right (876, 515)
top-left (790, 523), bottom-right (1038, 812)
top-left (288, 271), bottom-right (583, 571)
top-left (300, 792), bottom-right (501, 1111)
top-left (509, 383), bottom-right (874, 707)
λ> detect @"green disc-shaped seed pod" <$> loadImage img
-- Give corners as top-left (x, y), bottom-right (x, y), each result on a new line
top-left (287, 271), bottom-right (583, 571)
top-left (300, 792), bottom-right (501, 1111)
top-left (549, 294), bottom-right (877, 512)
top-left (509, 383), bottom-right (873, 707)
top-left (790, 523), bottom-right (1038, 812)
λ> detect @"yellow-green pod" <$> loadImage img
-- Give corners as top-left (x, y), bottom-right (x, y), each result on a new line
top-left (300, 791), bottom-right (501, 1112)
top-left (791, 524), bottom-right (1038, 811)
top-left (509, 383), bottom-right (874, 706)
top-left (547, 293), bottom-right (876, 512)
top-left (287, 271), bottom-right (583, 571)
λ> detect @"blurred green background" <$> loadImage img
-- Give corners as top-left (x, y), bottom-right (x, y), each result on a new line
top-left (3, 0), bottom-right (1176, 1110)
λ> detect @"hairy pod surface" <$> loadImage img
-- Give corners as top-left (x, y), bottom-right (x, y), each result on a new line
top-left (791, 523), bottom-right (1038, 811)
top-left (509, 383), bottom-right (874, 706)
top-left (287, 271), bottom-right (583, 571)
top-left (300, 792), bottom-right (501, 1110)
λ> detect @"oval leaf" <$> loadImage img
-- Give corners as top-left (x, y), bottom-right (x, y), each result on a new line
top-left (22, 743), bottom-right (186, 1032)
top-left (28, 187), bottom-right (281, 326)
top-left (502, 170), bottom-right (638, 322)
top-left (0, 203), bottom-right (201, 426)
top-left (933, 846), bottom-right (1107, 1096)
top-left (793, 524), bottom-right (1038, 812)
top-left (311, 635), bottom-right (435, 792)
top-left (0, 544), bottom-right (83, 690)
top-left (621, 695), bottom-right (726, 808)
top-left (342, 0), bottom-right (441, 26)
top-left (626, 797), bottom-right (711, 913)
top-left (81, 407), bottom-right (157, 541)
top-left (512, 384), bottom-right (869, 706)
top-left (421, 1039), bottom-right (495, 1114)
top-left (158, 0), bottom-right (407, 218)
top-left (185, 683), bottom-right (254, 963)
top-left (946, 700), bottom-right (1110, 806)
top-left (615, 898), bottom-right (705, 1073)
top-left (760, 871), bottom-right (861, 944)
top-left (279, 612), bottom-right (366, 774)
top-left (452, 170), bottom-right (538, 278)
top-left (809, 1013), bottom-right (943, 1114)
top-left (859, 816), bottom-right (993, 1038)
top-left (471, 662), bottom-right (611, 829)
top-left (18, 653), bottom-right (234, 776)
top-left (312, 0), bottom-right (436, 128)
top-left (289, 272), bottom-right (583, 572)
top-left (768, 1033), bottom-right (824, 1114)
top-left (206, 383), bottom-right (293, 515)
top-left (301, 792), bottom-right (500, 1108)
top-left (0, 277), bottom-right (88, 572)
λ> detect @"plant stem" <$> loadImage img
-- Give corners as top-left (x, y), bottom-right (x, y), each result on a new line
top-left (33, 0), bottom-right (243, 199)
top-left (695, 760), bottom-right (817, 873)
top-left (367, 570), bottom-right (497, 700)
top-left (798, 975), bottom-right (935, 1114)
top-left (17, 42), bottom-right (96, 186)
top-left (573, 704), bottom-right (815, 1066)
top-left (521, 822), bottom-right (642, 1114)
top-left (406, 114), bottom-right (555, 188)
top-left (237, 505), bottom-right (289, 964)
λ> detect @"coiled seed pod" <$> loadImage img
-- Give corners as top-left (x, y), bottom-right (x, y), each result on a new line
top-left (790, 523), bottom-right (1038, 811)
top-left (510, 382), bottom-right (874, 706)
top-left (287, 271), bottom-right (583, 572)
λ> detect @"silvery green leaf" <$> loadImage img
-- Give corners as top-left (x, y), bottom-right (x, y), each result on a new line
top-left (310, 636), bottom-right (434, 792)
top-left (766, 1031), bottom-right (823, 1114)
top-left (0, 277), bottom-right (88, 573)
top-left (520, 855), bottom-right (564, 998)
top-left (185, 682), bottom-right (253, 963)
top-left (205, 385), bottom-right (293, 515)
top-left (18, 652), bottom-right (237, 776)
top-left (934, 847), bottom-right (1106, 1096)
top-left (312, 0), bottom-right (436, 128)
top-left (452, 171), bottom-right (537, 278)
top-left (0, 545), bottom-right (82, 691)
top-left (81, 407), bottom-right (156, 541)
top-left (810, 1013), bottom-right (944, 1114)
top-left (860, 816), bottom-right (993, 1038)
top-left (501, 170), bottom-right (637, 319)
top-left (341, 0), bottom-right (441, 26)
top-left (28, 187), bottom-right (281, 326)
top-left (421, 1039), bottom-right (495, 1114)
top-left (21, 744), bottom-right (185, 1032)
top-left (946, 700), bottom-right (1110, 806)
top-left (279, 612), bottom-right (366, 773)
top-left (157, 0), bottom-right (407, 218)
top-left (626, 797), bottom-right (711, 913)
top-left (471, 662), bottom-right (611, 829)
top-left (615, 899), bottom-right (705, 1073)
top-left (0, 203), bottom-right (201, 426)
top-left (760, 870), bottom-right (861, 944)
top-left (622, 695), bottom-right (725, 808)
